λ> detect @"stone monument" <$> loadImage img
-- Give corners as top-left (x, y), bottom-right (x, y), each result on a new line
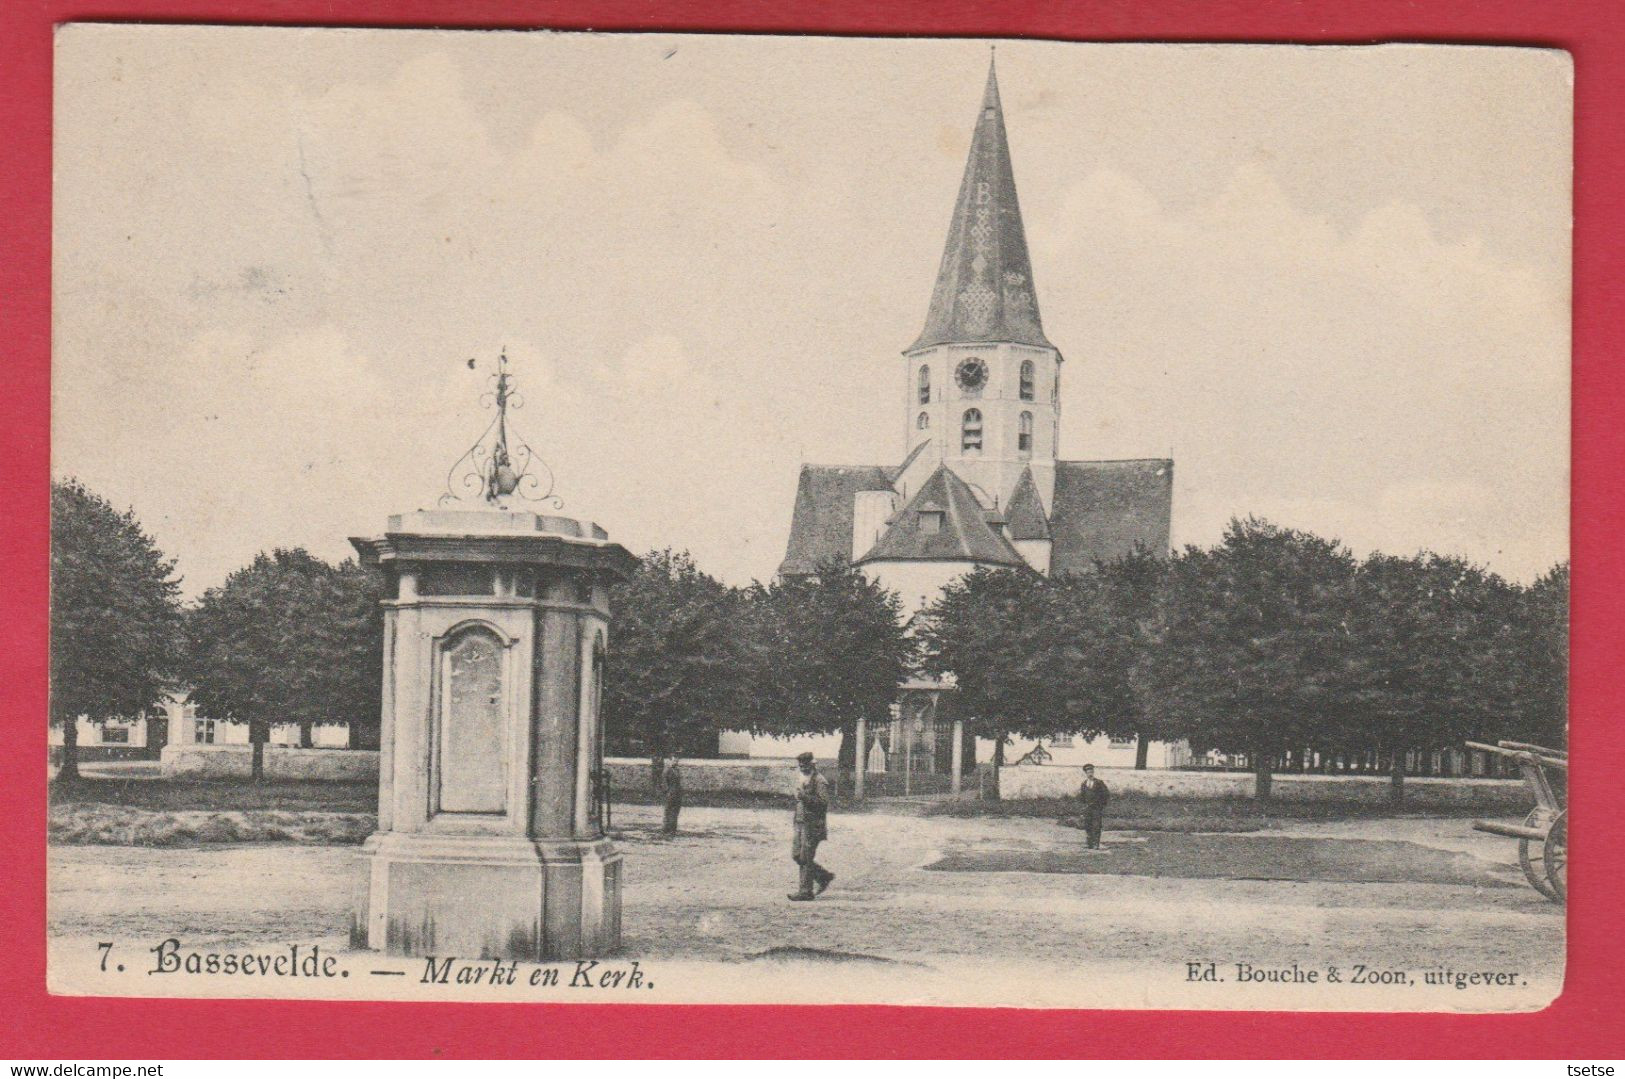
top-left (350, 354), bottom-right (635, 960)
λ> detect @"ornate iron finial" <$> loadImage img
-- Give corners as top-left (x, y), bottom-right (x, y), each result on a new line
top-left (440, 350), bottom-right (562, 509)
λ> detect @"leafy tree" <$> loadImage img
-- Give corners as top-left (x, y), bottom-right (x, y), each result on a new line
top-left (747, 558), bottom-right (914, 783)
top-left (50, 480), bottom-right (184, 781)
top-left (1513, 562), bottom-right (1568, 751)
top-left (919, 565), bottom-right (1060, 796)
top-left (603, 549), bottom-right (754, 785)
top-left (1344, 553), bottom-right (1519, 803)
top-left (187, 548), bottom-right (383, 779)
top-left (1074, 548), bottom-right (1171, 768)
top-left (328, 558), bottom-right (387, 749)
top-left (1141, 518), bottom-right (1357, 801)
top-left (1022, 572), bottom-right (1126, 748)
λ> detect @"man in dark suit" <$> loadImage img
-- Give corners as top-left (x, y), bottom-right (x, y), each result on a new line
top-left (1078, 763), bottom-right (1110, 849)
top-left (789, 752), bottom-right (834, 900)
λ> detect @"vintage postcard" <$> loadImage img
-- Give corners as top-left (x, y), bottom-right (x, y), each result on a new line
top-left (49, 25), bottom-right (1570, 1011)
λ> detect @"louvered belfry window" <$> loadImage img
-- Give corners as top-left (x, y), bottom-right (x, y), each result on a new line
top-left (918, 365), bottom-right (931, 404)
top-left (1019, 411), bottom-right (1033, 454)
top-left (1020, 360), bottom-right (1035, 401)
top-left (962, 408), bottom-right (983, 452)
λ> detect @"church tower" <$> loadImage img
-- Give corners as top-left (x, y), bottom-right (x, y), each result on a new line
top-left (899, 56), bottom-right (1061, 517)
top-left (769, 55), bottom-right (1174, 773)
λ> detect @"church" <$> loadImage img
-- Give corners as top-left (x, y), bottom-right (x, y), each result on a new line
top-left (721, 59), bottom-right (1178, 782)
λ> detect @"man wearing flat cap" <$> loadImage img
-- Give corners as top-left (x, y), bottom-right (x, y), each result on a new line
top-left (789, 751), bottom-right (834, 900)
top-left (1077, 763), bottom-right (1110, 849)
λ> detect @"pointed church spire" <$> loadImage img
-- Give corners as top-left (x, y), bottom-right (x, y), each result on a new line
top-left (910, 55), bottom-right (1052, 353)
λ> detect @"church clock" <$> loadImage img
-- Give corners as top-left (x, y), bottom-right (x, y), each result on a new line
top-left (954, 357), bottom-right (988, 393)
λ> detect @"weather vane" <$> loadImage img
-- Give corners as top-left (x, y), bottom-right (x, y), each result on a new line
top-left (440, 350), bottom-right (562, 509)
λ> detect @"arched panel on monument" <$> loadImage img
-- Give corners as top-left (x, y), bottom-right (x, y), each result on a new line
top-left (432, 621), bottom-right (513, 817)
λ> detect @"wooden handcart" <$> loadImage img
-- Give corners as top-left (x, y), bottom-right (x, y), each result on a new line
top-left (1465, 740), bottom-right (1567, 902)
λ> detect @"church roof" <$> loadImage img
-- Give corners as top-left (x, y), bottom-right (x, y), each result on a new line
top-left (776, 464), bottom-right (896, 577)
top-left (909, 57), bottom-right (1053, 354)
top-left (777, 458), bottom-right (1173, 579)
top-left (1048, 459), bottom-right (1174, 575)
top-left (1004, 466), bottom-right (1051, 541)
top-left (856, 465), bottom-right (1024, 567)
top-left (890, 437), bottom-right (931, 483)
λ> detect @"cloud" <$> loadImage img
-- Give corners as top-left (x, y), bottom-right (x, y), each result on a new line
top-left (1037, 162), bottom-right (1566, 580)
top-left (53, 32), bottom-right (1570, 592)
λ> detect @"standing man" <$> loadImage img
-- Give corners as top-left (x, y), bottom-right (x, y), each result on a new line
top-left (660, 755), bottom-right (683, 836)
top-left (1078, 763), bottom-right (1110, 849)
top-left (789, 751), bottom-right (834, 901)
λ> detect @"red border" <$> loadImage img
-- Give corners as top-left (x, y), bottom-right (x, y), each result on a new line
top-left (4, 0), bottom-right (1622, 1059)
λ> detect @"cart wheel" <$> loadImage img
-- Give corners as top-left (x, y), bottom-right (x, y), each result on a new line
top-left (1544, 810), bottom-right (1567, 902)
top-left (1518, 808), bottom-right (1559, 900)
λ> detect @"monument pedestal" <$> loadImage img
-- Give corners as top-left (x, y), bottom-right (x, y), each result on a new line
top-left (350, 508), bottom-right (635, 961)
top-left (354, 833), bottom-right (621, 959)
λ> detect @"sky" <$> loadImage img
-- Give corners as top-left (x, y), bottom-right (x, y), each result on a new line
top-left (53, 27), bottom-right (1572, 596)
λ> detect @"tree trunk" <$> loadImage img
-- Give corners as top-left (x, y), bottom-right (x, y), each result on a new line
top-left (649, 753), bottom-right (664, 795)
top-left (840, 719), bottom-right (860, 772)
top-left (300, 721), bottom-right (314, 749)
top-left (1135, 733), bottom-right (1151, 770)
top-left (1389, 743), bottom-right (1405, 807)
top-left (989, 734), bottom-right (1005, 802)
top-left (58, 717), bottom-right (80, 782)
top-left (250, 720), bottom-right (266, 783)
top-left (1252, 744), bottom-right (1272, 803)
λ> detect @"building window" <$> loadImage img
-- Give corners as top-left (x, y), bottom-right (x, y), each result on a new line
top-left (1018, 411), bottom-right (1033, 455)
top-left (195, 719), bottom-right (216, 744)
top-left (1110, 735), bottom-right (1136, 748)
top-left (1049, 734), bottom-right (1074, 748)
top-left (961, 408), bottom-right (983, 453)
top-left (917, 365), bottom-right (931, 405)
top-left (1020, 360), bottom-right (1035, 401)
top-left (918, 510), bottom-right (944, 534)
top-left (917, 411), bottom-right (929, 430)
top-left (101, 723), bottom-right (130, 745)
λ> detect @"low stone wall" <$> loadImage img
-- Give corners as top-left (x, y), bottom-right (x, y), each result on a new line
top-left (606, 756), bottom-right (827, 797)
top-left (999, 763), bottom-right (1526, 808)
top-left (161, 744), bottom-right (380, 782)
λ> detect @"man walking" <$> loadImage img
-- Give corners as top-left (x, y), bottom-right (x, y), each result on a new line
top-left (1078, 763), bottom-right (1110, 849)
top-left (789, 751), bottom-right (834, 901)
top-left (660, 755), bottom-right (683, 836)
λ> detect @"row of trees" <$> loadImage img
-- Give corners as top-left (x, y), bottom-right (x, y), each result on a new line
top-left (52, 480), bottom-right (1566, 802)
top-left (601, 520), bottom-right (1566, 803)
top-left (927, 519), bottom-right (1566, 801)
top-left (51, 480), bottom-right (382, 781)
top-left (50, 479), bottom-right (908, 785)
top-left (601, 549), bottom-right (910, 784)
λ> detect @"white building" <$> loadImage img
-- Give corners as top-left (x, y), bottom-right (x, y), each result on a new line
top-left (731, 59), bottom-right (1181, 777)
top-left (160, 692), bottom-right (351, 748)
top-left (50, 691), bottom-right (350, 755)
top-left (1003, 733), bottom-right (1191, 770)
top-left (48, 713), bottom-right (157, 753)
